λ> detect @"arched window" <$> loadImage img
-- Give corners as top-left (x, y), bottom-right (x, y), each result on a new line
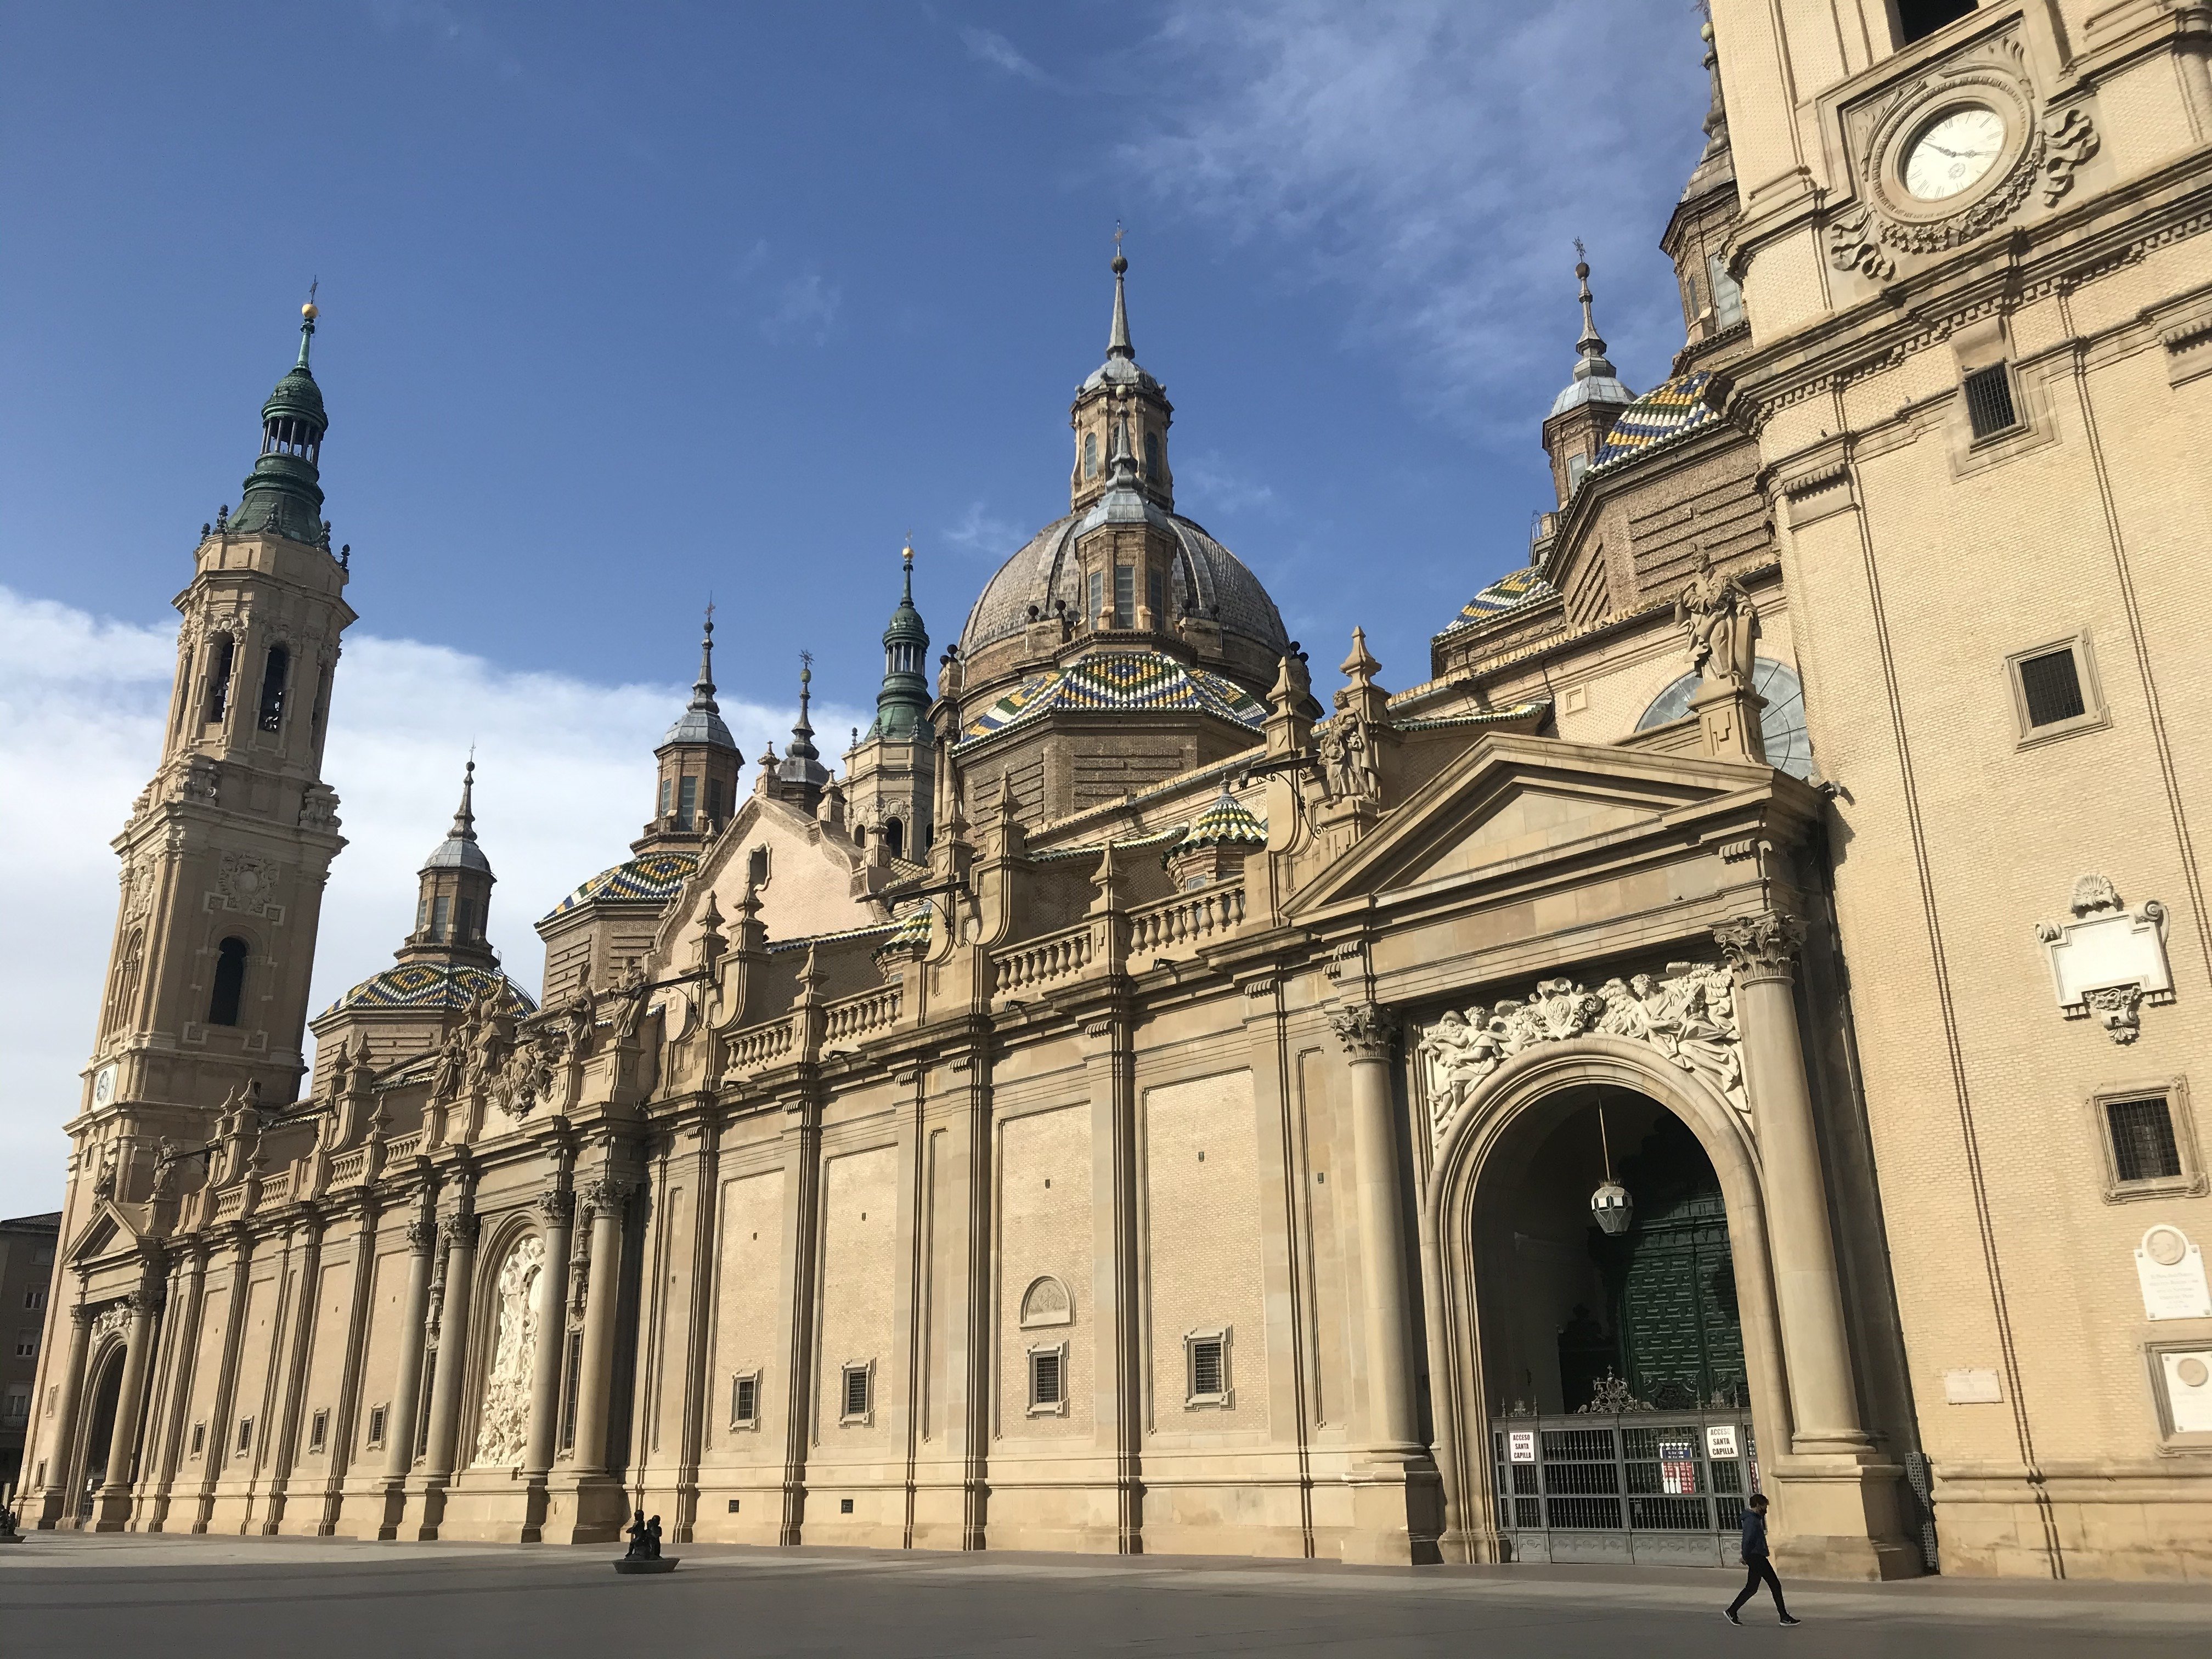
top-left (883, 818), bottom-right (904, 861)
top-left (204, 634), bottom-right (236, 725)
top-left (1083, 432), bottom-right (1098, 478)
top-left (256, 645), bottom-right (290, 733)
top-left (207, 937), bottom-right (249, 1026)
top-left (1144, 431), bottom-right (1161, 481)
top-left (1634, 657), bottom-right (1815, 781)
top-left (748, 846), bottom-right (770, 887)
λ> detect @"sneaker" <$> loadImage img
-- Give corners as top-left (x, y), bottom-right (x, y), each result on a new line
top-left (1724, 1610), bottom-right (1742, 1626)
top-left (1779, 1615), bottom-right (1802, 1627)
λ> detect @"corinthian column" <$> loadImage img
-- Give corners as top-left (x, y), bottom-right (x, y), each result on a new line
top-left (524, 1187), bottom-right (574, 1480)
top-left (569, 1178), bottom-right (629, 1476)
top-left (421, 1211), bottom-right (481, 1482)
top-left (93, 1289), bottom-right (163, 1530)
top-left (1714, 913), bottom-right (1867, 1451)
top-left (382, 1220), bottom-right (437, 1486)
top-left (36, 1301), bottom-right (94, 1528)
top-left (1329, 1002), bottom-right (1419, 1453)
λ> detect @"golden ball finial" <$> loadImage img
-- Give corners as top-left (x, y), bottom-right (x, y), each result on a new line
top-left (302, 301), bottom-right (319, 321)
top-left (1700, 20), bottom-right (1713, 40)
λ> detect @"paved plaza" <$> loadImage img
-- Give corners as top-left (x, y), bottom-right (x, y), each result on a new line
top-left (4, 1534), bottom-right (2210, 1658)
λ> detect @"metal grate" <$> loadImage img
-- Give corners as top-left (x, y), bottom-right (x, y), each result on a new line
top-left (1030, 1350), bottom-right (1063, 1408)
top-left (1964, 364), bottom-right (2020, 439)
top-left (1494, 1410), bottom-right (1754, 1564)
top-left (2018, 648), bottom-right (2086, 727)
top-left (732, 1373), bottom-right (759, 1426)
top-left (843, 1364), bottom-right (871, 1420)
top-left (1190, 1339), bottom-right (1225, 1398)
top-left (2109, 1096), bottom-right (2183, 1182)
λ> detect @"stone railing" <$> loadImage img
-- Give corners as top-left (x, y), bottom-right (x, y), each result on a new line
top-left (993, 923), bottom-right (1093, 997)
top-left (823, 984), bottom-right (900, 1045)
top-left (729, 1015), bottom-right (797, 1073)
top-left (327, 1148), bottom-right (370, 1188)
top-left (1128, 883), bottom-right (1245, 958)
top-left (257, 1169), bottom-right (294, 1208)
top-left (211, 1183), bottom-right (247, 1221)
top-left (384, 1131), bottom-right (425, 1163)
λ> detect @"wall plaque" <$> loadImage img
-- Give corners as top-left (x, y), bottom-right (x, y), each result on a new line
top-left (1943, 1367), bottom-right (2003, 1404)
top-left (2162, 1351), bottom-right (2212, 1434)
top-left (2136, 1225), bottom-right (2212, 1320)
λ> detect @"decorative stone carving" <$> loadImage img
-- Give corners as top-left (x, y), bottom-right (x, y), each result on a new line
top-left (1826, 204), bottom-right (1896, 281)
top-left (91, 1303), bottom-right (131, 1344)
top-left (217, 853), bottom-right (281, 917)
top-left (1674, 547), bottom-right (1759, 688)
top-left (1417, 961), bottom-right (1747, 1141)
top-left (535, 1187), bottom-right (573, 1227)
top-left (470, 1232), bottom-right (545, 1469)
top-left (446, 1211), bottom-right (481, 1250)
top-left (405, 1218), bottom-right (437, 1254)
top-left (581, 1176), bottom-right (630, 1215)
top-left (1712, 912), bottom-right (1807, 977)
top-left (2040, 107), bottom-right (2099, 206)
top-left (1317, 715), bottom-right (1378, 803)
top-left (2036, 876), bottom-right (2171, 1045)
top-left (1328, 1001), bottom-right (1396, 1061)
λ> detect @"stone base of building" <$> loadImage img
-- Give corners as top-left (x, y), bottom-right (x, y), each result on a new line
top-left (1931, 1469), bottom-right (2212, 1580)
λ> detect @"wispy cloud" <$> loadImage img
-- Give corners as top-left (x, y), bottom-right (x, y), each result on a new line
top-left (0, 586), bottom-right (862, 1218)
top-left (961, 26), bottom-right (1053, 85)
top-left (761, 272), bottom-right (843, 345)
top-left (1175, 451), bottom-right (1277, 516)
top-left (1122, 1), bottom-right (1707, 437)
top-left (941, 499), bottom-right (1028, 558)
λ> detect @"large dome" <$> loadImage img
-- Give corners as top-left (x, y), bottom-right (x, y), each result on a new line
top-left (957, 509), bottom-right (1289, 661)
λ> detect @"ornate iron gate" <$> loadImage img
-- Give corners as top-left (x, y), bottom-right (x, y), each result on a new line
top-left (1491, 1409), bottom-right (1757, 1566)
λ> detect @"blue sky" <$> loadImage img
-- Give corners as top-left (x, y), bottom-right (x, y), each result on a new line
top-left (0, 2), bottom-right (1712, 1216)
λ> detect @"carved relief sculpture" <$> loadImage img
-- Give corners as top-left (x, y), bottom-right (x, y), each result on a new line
top-left (2036, 874), bottom-right (2172, 1044)
top-left (1674, 546), bottom-right (1759, 687)
top-left (471, 1231), bottom-right (545, 1469)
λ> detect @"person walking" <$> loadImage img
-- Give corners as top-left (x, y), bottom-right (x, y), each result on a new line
top-left (1725, 1493), bottom-right (1801, 1626)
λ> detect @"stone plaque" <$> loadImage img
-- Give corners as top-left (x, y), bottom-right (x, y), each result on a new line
top-left (1943, 1367), bottom-right (2003, 1404)
top-left (2137, 1226), bottom-right (2212, 1320)
top-left (2163, 1351), bottom-right (2212, 1434)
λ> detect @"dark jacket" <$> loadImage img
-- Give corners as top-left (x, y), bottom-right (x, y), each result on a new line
top-left (1741, 1508), bottom-right (1770, 1561)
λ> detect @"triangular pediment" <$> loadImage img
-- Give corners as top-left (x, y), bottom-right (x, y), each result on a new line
top-left (65, 1202), bottom-right (141, 1268)
top-left (1286, 732), bottom-right (1780, 917)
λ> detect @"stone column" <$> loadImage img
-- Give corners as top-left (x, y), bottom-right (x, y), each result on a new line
top-left (36, 1301), bottom-right (95, 1527)
top-left (569, 1179), bottom-right (628, 1475)
top-left (523, 1187), bottom-right (574, 1480)
top-left (1329, 1002), bottom-right (1419, 1452)
top-left (1714, 913), bottom-right (1866, 1449)
top-left (420, 1211), bottom-right (481, 1482)
top-left (382, 1220), bottom-right (437, 1486)
top-left (92, 1289), bottom-right (163, 1530)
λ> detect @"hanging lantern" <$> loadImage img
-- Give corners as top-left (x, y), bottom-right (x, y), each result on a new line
top-left (1590, 1105), bottom-right (1634, 1235)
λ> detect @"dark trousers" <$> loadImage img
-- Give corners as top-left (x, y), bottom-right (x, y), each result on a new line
top-left (1729, 1555), bottom-right (1789, 1617)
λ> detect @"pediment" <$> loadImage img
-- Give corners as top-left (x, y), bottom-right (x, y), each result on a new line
top-left (65, 1201), bottom-right (141, 1268)
top-left (1285, 732), bottom-right (1778, 917)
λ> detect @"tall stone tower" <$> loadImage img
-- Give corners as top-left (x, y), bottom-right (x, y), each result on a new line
top-left (844, 540), bottom-right (933, 862)
top-left (77, 302), bottom-right (354, 1211)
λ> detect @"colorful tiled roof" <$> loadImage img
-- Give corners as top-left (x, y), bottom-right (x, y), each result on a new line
top-left (874, 904), bottom-right (934, 955)
top-left (1451, 566), bottom-right (1558, 628)
top-left (319, 961), bottom-right (537, 1020)
top-left (1589, 370), bottom-right (1723, 475)
top-left (1181, 786), bottom-right (1267, 848)
top-left (541, 850), bottom-right (700, 923)
top-left (958, 650), bottom-right (1268, 748)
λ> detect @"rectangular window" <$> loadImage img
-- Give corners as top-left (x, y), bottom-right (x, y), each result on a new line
top-left (14, 1330), bottom-right (37, 1359)
top-left (2092, 1081), bottom-right (2203, 1201)
top-left (1114, 563), bottom-right (1136, 630)
top-left (561, 1330), bottom-right (584, 1452)
top-left (1185, 1328), bottom-right (1232, 1408)
top-left (1895, 0), bottom-right (1978, 48)
top-left (308, 1408), bottom-right (329, 1454)
top-left (659, 776), bottom-right (673, 820)
top-left (1088, 569), bottom-right (1105, 629)
top-left (1148, 567), bottom-right (1163, 623)
top-left (1028, 1347), bottom-right (1064, 1413)
top-left (731, 1372), bottom-right (760, 1429)
top-left (2, 1386), bottom-right (29, 1427)
top-left (1707, 253), bottom-right (1744, 330)
top-left (1963, 363), bottom-right (2020, 440)
top-left (366, 1404), bottom-right (388, 1449)
top-left (706, 779), bottom-right (724, 824)
top-left (430, 894), bottom-right (452, 942)
top-left (189, 1422), bottom-right (206, 1458)
top-left (2111, 1096), bottom-right (2183, 1183)
top-left (2019, 647), bottom-right (2086, 728)
top-left (25, 1288), bottom-right (45, 1310)
top-left (678, 775), bottom-right (699, 830)
top-left (235, 1417), bottom-right (255, 1454)
top-left (840, 1362), bottom-right (872, 1424)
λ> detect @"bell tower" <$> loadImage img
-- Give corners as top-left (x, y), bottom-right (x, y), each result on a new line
top-left (844, 539), bottom-right (934, 865)
top-left (77, 300), bottom-right (356, 1209)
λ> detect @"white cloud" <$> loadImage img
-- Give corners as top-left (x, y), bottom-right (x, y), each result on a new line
top-left (761, 272), bottom-right (843, 345)
top-left (1175, 451), bottom-right (1278, 516)
top-left (941, 499), bottom-right (1029, 561)
top-left (1124, 1), bottom-right (1707, 435)
top-left (0, 585), bottom-right (862, 1220)
top-left (961, 26), bottom-right (1053, 85)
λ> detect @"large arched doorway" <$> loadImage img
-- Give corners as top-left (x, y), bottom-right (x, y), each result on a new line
top-left (74, 1344), bottom-right (126, 1525)
top-left (1422, 1040), bottom-right (1786, 1569)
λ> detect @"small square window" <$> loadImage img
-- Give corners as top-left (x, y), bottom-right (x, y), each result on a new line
top-left (2093, 1081), bottom-right (2205, 1201)
top-left (839, 1497), bottom-right (855, 1514)
top-left (731, 1371), bottom-right (760, 1429)
top-left (1184, 1328), bottom-right (1233, 1409)
top-left (1027, 1344), bottom-right (1067, 1417)
top-left (189, 1421), bottom-right (206, 1458)
top-left (365, 1405), bottom-right (387, 1449)
top-left (840, 1361), bottom-right (873, 1425)
top-left (308, 1408), bottom-right (329, 1454)
top-left (2007, 636), bottom-right (2105, 746)
top-left (1963, 364), bottom-right (2021, 441)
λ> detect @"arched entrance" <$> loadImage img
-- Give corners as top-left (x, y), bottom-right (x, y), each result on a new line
top-left (74, 1343), bottom-right (126, 1525)
top-left (1420, 1039), bottom-right (1791, 1568)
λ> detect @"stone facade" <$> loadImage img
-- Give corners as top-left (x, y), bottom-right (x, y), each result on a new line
top-left (24, 1), bottom-right (2212, 1581)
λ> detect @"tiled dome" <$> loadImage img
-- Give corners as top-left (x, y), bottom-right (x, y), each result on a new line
top-left (540, 850), bottom-right (699, 923)
top-left (957, 649), bottom-right (1268, 749)
top-left (319, 961), bottom-right (535, 1020)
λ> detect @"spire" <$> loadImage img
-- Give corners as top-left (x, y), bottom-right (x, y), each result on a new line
top-left (1108, 224), bottom-right (1133, 360)
top-left (775, 651), bottom-right (832, 812)
top-left (421, 757), bottom-right (491, 875)
top-left (867, 539), bottom-right (932, 743)
top-left (230, 292), bottom-right (332, 546)
top-left (1572, 242), bottom-right (1618, 384)
top-left (401, 754), bottom-right (497, 968)
top-left (789, 653), bottom-right (819, 763)
top-left (692, 607), bottom-right (721, 713)
top-left (660, 605), bottom-right (736, 751)
top-left (447, 758), bottom-right (478, 845)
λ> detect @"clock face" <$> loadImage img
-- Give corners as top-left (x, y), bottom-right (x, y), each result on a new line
top-left (1903, 106), bottom-right (2006, 202)
top-left (92, 1064), bottom-right (116, 1106)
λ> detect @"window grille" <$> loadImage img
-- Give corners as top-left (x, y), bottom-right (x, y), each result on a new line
top-left (235, 1417), bottom-right (255, 1454)
top-left (1029, 1349), bottom-right (1063, 1410)
top-left (1187, 1332), bottom-right (1229, 1404)
top-left (366, 1405), bottom-right (387, 1449)
top-left (429, 896), bottom-right (451, 942)
top-left (678, 775), bottom-right (698, 830)
top-left (1088, 570), bottom-right (1105, 628)
top-left (2018, 647), bottom-right (2086, 727)
top-left (561, 1331), bottom-right (584, 1451)
top-left (1148, 568), bottom-right (1163, 623)
top-left (1707, 253), bottom-right (1745, 330)
top-left (308, 1408), bottom-right (329, 1453)
top-left (2109, 1096), bottom-right (2184, 1183)
top-left (1964, 364), bottom-right (2020, 439)
top-left (732, 1372), bottom-right (759, 1427)
top-left (1144, 431), bottom-right (1162, 480)
top-left (842, 1363), bottom-right (872, 1422)
top-left (189, 1422), bottom-right (206, 1457)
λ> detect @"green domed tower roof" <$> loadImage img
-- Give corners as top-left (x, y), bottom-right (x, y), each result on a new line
top-left (229, 300), bottom-right (332, 546)
top-left (866, 540), bottom-right (932, 742)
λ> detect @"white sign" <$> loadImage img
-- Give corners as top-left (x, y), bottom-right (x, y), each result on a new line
top-left (1943, 1368), bottom-right (2004, 1404)
top-left (1508, 1430), bottom-right (1537, 1464)
top-left (2163, 1351), bottom-right (2212, 1434)
top-left (1706, 1425), bottom-right (1739, 1460)
top-left (2137, 1226), bottom-right (2212, 1321)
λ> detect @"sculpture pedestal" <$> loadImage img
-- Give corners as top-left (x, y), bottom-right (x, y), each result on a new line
top-left (612, 1556), bottom-right (679, 1574)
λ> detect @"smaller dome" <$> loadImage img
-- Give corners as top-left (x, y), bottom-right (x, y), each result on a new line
top-left (1448, 566), bottom-right (1557, 629)
top-left (1549, 374), bottom-right (1635, 417)
top-left (421, 834), bottom-right (493, 875)
top-left (958, 649), bottom-right (1268, 749)
top-left (542, 850), bottom-right (699, 923)
top-left (1181, 785), bottom-right (1267, 848)
top-left (319, 961), bottom-right (535, 1020)
top-left (662, 704), bottom-right (736, 749)
top-left (263, 362), bottom-right (326, 431)
top-left (1590, 370), bottom-right (1723, 475)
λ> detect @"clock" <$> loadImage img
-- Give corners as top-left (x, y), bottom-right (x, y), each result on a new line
top-left (1903, 106), bottom-right (2007, 202)
top-left (92, 1064), bottom-right (117, 1107)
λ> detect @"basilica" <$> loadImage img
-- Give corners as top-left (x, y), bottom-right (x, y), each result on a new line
top-left (21, 1), bottom-right (2212, 1580)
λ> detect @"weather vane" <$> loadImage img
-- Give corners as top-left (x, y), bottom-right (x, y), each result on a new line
top-left (1574, 238), bottom-right (1586, 263)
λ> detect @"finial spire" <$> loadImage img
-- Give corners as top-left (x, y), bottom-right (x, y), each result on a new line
top-left (1571, 241), bottom-right (1619, 384)
top-left (788, 650), bottom-right (820, 762)
top-left (298, 279), bottom-right (319, 369)
top-left (449, 756), bottom-right (479, 842)
top-left (690, 602), bottom-right (720, 713)
top-left (901, 535), bottom-right (915, 602)
top-left (1108, 224), bottom-right (1133, 360)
